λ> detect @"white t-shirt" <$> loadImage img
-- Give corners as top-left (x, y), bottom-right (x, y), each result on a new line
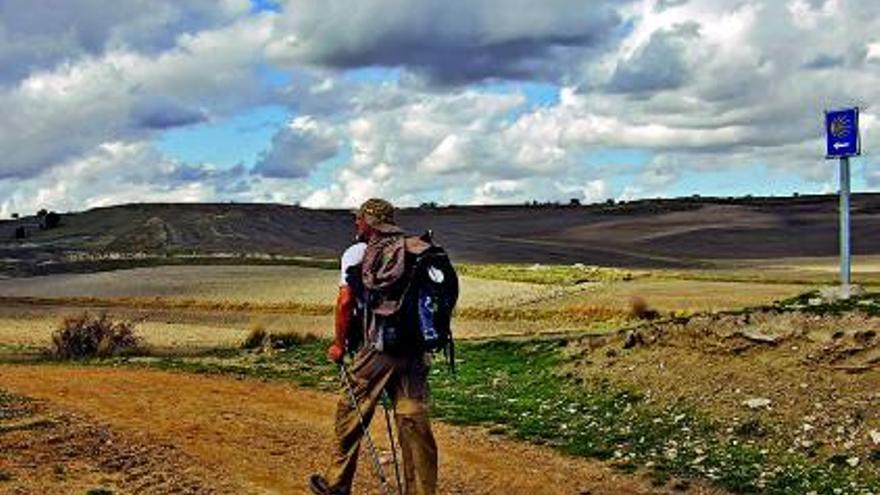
top-left (339, 242), bottom-right (367, 286)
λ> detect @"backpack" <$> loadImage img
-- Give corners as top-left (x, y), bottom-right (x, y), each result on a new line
top-left (367, 231), bottom-right (459, 371)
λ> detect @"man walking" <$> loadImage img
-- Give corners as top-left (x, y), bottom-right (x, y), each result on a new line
top-left (310, 198), bottom-right (438, 495)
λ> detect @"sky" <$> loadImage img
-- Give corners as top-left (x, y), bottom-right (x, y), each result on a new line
top-left (1, 0), bottom-right (879, 216)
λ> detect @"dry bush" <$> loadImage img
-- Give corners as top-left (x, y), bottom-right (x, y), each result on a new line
top-left (628, 296), bottom-right (660, 320)
top-left (241, 325), bottom-right (268, 349)
top-left (267, 331), bottom-right (319, 349)
top-left (50, 312), bottom-right (141, 359)
top-left (241, 324), bottom-right (318, 351)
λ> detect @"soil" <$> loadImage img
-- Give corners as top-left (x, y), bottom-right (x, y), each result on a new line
top-left (0, 365), bottom-right (728, 495)
top-left (570, 310), bottom-right (880, 458)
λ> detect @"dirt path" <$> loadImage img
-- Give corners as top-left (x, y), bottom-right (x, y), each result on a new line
top-left (0, 365), bottom-right (724, 495)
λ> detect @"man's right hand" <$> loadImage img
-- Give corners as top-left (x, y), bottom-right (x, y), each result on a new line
top-left (327, 343), bottom-right (345, 363)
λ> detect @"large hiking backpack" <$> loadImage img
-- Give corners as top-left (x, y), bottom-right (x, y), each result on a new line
top-left (368, 231), bottom-right (459, 369)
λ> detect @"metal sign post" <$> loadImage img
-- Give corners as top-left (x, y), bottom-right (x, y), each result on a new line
top-left (825, 107), bottom-right (860, 298)
top-left (839, 156), bottom-right (851, 297)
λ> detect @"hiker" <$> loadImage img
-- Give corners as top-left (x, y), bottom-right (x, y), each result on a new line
top-left (310, 198), bottom-right (447, 495)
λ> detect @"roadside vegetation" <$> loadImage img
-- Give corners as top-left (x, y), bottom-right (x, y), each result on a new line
top-left (458, 263), bottom-right (637, 285)
top-left (50, 312), bottom-right (141, 359)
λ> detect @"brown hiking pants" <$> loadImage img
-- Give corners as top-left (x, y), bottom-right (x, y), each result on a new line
top-left (326, 347), bottom-right (438, 495)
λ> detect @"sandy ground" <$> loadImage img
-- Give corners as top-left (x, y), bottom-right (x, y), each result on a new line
top-left (0, 365), bottom-right (729, 495)
top-left (569, 310), bottom-right (880, 458)
top-left (0, 265), bottom-right (559, 309)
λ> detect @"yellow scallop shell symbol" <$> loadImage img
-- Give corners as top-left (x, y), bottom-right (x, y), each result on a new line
top-left (830, 115), bottom-right (851, 139)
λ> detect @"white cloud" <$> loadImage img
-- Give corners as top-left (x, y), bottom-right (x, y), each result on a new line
top-left (4, 0), bottom-right (880, 212)
top-left (787, 0), bottom-right (840, 30)
top-left (0, 14), bottom-right (274, 180)
top-left (252, 116), bottom-right (340, 178)
top-left (0, 141), bottom-right (254, 218)
top-left (267, 0), bottom-right (631, 84)
top-left (472, 180), bottom-right (524, 204)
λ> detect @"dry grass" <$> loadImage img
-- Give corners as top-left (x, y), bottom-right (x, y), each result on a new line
top-left (0, 261), bottom-right (857, 354)
top-left (0, 265), bottom-right (561, 309)
top-left (50, 313), bottom-right (140, 359)
top-left (0, 265), bottom-right (339, 304)
top-left (655, 256), bottom-right (880, 287)
top-left (0, 296), bottom-right (334, 315)
top-left (0, 311), bottom-right (334, 353)
top-left (540, 279), bottom-right (807, 314)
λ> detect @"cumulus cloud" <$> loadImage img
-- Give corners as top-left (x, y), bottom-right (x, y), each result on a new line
top-left (0, 141), bottom-right (253, 218)
top-left (130, 96), bottom-right (209, 130)
top-left (0, 0), bottom-right (250, 84)
top-left (267, 0), bottom-right (632, 84)
top-left (607, 22), bottom-right (698, 93)
top-left (4, 0), bottom-right (880, 213)
top-left (0, 14), bottom-right (273, 180)
top-left (252, 116), bottom-right (340, 178)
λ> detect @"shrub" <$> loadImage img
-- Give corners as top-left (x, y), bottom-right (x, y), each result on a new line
top-left (50, 313), bottom-right (141, 359)
top-left (241, 325), bottom-right (318, 351)
top-left (629, 296), bottom-right (660, 320)
top-left (241, 325), bottom-right (268, 349)
top-left (268, 331), bottom-right (319, 349)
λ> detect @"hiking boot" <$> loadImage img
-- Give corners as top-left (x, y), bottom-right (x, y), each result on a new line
top-left (308, 474), bottom-right (349, 495)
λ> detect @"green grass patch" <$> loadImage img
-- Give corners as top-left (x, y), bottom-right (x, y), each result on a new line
top-left (775, 290), bottom-right (880, 316)
top-left (429, 341), bottom-right (879, 494)
top-left (458, 263), bottom-right (636, 286)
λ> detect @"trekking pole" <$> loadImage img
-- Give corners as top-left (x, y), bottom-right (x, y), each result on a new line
top-left (381, 391), bottom-right (404, 495)
top-left (338, 363), bottom-right (392, 495)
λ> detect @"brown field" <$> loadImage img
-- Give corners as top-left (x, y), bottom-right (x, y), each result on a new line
top-left (0, 261), bottom-right (827, 355)
top-left (0, 265), bottom-right (562, 309)
top-left (6, 194), bottom-right (880, 271)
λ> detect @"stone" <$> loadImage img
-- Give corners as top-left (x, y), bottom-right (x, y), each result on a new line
top-left (743, 398), bottom-right (772, 409)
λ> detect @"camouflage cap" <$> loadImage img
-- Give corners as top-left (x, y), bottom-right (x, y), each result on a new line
top-left (356, 198), bottom-right (401, 233)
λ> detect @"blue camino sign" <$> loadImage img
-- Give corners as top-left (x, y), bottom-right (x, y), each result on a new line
top-left (825, 107), bottom-right (860, 158)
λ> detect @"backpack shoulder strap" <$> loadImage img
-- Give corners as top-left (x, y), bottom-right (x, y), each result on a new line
top-left (404, 235), bottom-right (432, 255)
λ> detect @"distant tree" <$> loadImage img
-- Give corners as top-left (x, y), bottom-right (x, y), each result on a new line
top-left (45, 211), bottom-right (61, 229)
top-left (420, 201), bottom-right (438, 209)
top-left (569, 198), bottom-right (581, 206)
top-left (36, 208), bottom-right (48, 218)
top-left (39, 211), bottom-right (61, 230)
top-left (605, 198), bottom-right (615, 206)
top-left (11, 213), bottom-right (18, 219)
top-left (793, 192), bottom-right (800, 198)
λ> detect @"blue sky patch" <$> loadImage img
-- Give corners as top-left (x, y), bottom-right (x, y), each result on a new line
top-left (156, 105), bottom-right (289, 169)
